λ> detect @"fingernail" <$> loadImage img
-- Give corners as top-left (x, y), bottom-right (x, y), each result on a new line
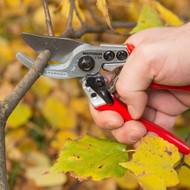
top-left (128, 105), bottom-right (139, 119)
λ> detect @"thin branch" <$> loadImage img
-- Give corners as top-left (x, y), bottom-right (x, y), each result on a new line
top-left (62, 0), bottom-right (75, 37)
top-left (0, 50), bottom-right (51, 120)
top-left (175, 134), bottom-right (190, 170)
top-left (43, 0), bottom-right (54, 36)
top-left (60, 21), bottom-right (136, 38)
top-left (74, 2), bottom-right (84, 26)
top-left (84, 0), bottom-right (104, 24)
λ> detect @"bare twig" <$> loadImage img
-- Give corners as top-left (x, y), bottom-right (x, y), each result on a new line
top-left (84, 0), bottom-right (104, 24)
top-left (60, 21), bottom-right (136, 38)
top-left (175, 134), bottom-right (190, 170)
top-left (61, 0), bottom-right (75, 37)
top-left (43, 0), bottom-right (54, 36)
top-left (74, 2), bottom-right (84, 26)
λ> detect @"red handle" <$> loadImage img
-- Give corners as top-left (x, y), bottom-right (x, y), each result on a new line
top-left (96, 96), bottom-right (190, 154)
top-left (150, 83), bottom-right (190, 91)
top-left (126, 43), bottom-right (190, 92)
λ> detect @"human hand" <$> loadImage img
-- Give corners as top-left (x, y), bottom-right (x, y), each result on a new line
top-left (90, 23), bottom-right (190, 146)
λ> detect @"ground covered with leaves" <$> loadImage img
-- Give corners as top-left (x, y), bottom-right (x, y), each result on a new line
top-left (0, 0), bottom-right (190, 189)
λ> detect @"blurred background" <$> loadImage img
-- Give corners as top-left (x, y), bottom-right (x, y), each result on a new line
top-left (0, 0), bottom-right (190, 189)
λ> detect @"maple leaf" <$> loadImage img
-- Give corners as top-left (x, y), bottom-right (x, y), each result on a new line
top-left (120, 136), bottom-right (181, 190)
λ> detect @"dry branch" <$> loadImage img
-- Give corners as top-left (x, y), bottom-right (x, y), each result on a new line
top-left (43, 0), bottom-right (54, 36)
top-left (0, 50), bottom-right (51, 190)
top-left (60, 21), bottom-right (136, 38)
top-left (0, 0), bottom-right (53, 188)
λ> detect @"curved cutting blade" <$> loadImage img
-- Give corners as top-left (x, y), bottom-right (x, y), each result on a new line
top-left (22, 33), bottom-right (86, 64)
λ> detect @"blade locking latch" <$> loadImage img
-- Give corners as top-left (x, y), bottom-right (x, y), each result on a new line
top-left (85, 74), bottom-right (114, 105)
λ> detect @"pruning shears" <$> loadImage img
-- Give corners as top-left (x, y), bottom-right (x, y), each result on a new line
top-left (16, 33), bottom-right (190, 154)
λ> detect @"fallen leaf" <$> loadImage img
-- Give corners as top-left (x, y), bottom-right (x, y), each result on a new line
top-left (25, 151), bottom-right (67, 187)
top-left (50, 136), bottom-right (128, 181)
top-left (42, 97), bottom-right (77, 129)
top-left (0, 37), bottom-right (14, 62)
top-left (31, 77), bottom-right (53, 98)
top-left (0, 81), bottom-right (14, 100)
top-left (7, 102), bottom-right (32, 128)
top-left (117, 171), bottom-right (139, 190)
top-left (70, 97), bottom-right (91, 119)
top-left (26, 166), bottom-right (67, 187)
top-left (50, 130), bottom-right (77, 150)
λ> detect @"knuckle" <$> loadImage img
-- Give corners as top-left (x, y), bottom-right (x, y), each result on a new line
top-left (116, 79), bottom-right (129, 99)
top-left (138, 44), bottom-right (153, 63)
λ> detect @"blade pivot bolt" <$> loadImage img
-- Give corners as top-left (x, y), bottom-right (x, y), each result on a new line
top-left (78, 56), bottom-right (95, 71)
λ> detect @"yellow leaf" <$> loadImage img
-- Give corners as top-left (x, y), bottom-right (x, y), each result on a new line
top-left (136, 172), bottom-right (166, 190)
top-left (5, 0), bottom-right (21, 8)
top-left (70, 97), bottom-right (91, 119)
top-left (96, 0), bottom-right (112, 28)
top-left (26, 166), bottom-right (67, 187)
top-left (42, 97), bottom-right (77, 129)
top-left (117, 171), bottom-right (139, 190)
top-left (120, 136), bottom-right (180, 189)
top-left (7, 102), bottom-right (32, 128)
top-left (31, 77), bottom-right (53, 98)
top-left (25, 151), bottom-right (67, 187)
top-left (51, 130), bottom-right (77, 150)
top-left (0, 37), bottom-right (13, 62)
top-left (155, 1), bottom-right (183, 26)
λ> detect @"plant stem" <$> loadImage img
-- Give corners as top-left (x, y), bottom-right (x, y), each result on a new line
top-left (0, 118), bottom-right (8, 190)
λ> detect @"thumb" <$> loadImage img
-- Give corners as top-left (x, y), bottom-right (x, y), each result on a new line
top-left (116, 44), bottom-right (155, 119)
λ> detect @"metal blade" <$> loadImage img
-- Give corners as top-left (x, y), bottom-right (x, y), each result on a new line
top-left (16, 52), bottom-right (87, 79)
top-left (16, 52), bottom-right (35, 69)
top-left (22, 33), bottom-right (86, 64)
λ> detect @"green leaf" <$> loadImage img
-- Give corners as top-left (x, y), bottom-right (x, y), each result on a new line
top-left (50, 136), bottom-right (128, 181)
top-left (130, 5), bottom-right (163, 34)
top-left (7, 102), bottom-right (32, 128)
